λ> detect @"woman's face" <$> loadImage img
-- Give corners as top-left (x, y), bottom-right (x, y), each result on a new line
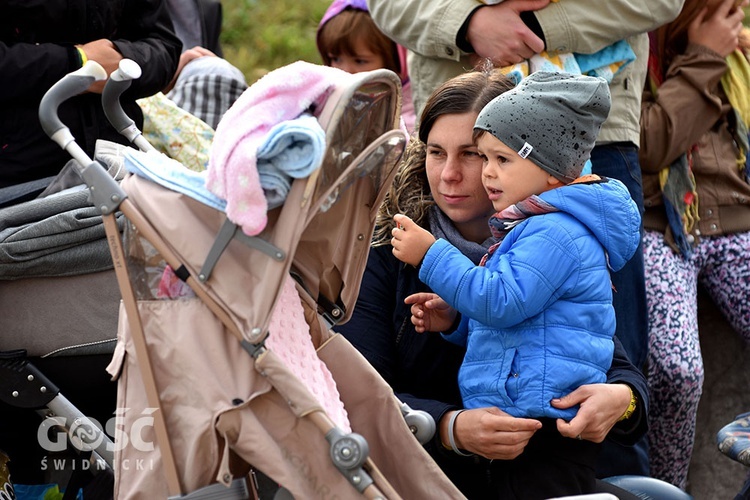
top-left (425, 112), bottom-right (496, 243)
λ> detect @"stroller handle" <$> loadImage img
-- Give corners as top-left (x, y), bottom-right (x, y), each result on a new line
top-left (38, 60), bottom-right (107, 158)
top-left (38, 60), bottom-right (128, 215)
top-left (102, 59), bottom-right (152, 151)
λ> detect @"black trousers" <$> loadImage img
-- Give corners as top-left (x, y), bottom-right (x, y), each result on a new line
top-left (485, 417), bottom-right (600, 500)
top-left (429, 416), bottom-right (644, 500)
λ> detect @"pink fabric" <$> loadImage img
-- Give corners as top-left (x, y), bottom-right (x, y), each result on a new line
top-left (206, 61), bottom-right (352, 236)
top-left (265, 275), bottom-right (351, 432)
top-left (157, 265), bottom-right (195, 299)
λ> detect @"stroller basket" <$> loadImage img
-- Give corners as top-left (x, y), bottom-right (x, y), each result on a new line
top-left (39, 61), bottom-right (464, 499)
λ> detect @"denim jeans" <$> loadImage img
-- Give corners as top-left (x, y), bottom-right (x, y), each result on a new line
top-left (591, 143), bottom-right (650, 478)
top-left (590, 143), bottom-right (648, 371)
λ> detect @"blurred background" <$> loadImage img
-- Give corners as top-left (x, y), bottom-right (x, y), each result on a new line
top-left (221, 0), bottom-right (331, 84)
top-left (221, 1), bottom-right (750, 86)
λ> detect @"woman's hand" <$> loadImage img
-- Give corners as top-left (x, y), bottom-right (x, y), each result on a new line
top-left (391, 214), bottom-right (436, 266)
top-left (551, 383), bottom-right (631, 443)
top-left (688, 0), bottom-right (747, 58)
top-left (404, 292), bottom-right (456, 333)
top-left (440, 407), bottom-right (542, 460)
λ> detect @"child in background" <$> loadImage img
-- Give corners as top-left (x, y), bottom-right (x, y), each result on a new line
top-left (316, 0), bottom-right (415, 133)
top-left (391, 71), bottom-right (641, 499)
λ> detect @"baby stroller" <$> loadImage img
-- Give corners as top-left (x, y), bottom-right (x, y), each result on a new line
top-left (37, 59), bottom-right (463, 499)
top-left (0, 102), bottom-right (124, 498)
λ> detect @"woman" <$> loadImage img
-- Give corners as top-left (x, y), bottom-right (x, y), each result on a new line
top-left (639, 0), bottom-right (750, 489)
top-left (335, 67), bottom-right (648, 497)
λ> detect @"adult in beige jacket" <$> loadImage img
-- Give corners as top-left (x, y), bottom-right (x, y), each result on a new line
top-left (366, 0), bottom-right (684, 480)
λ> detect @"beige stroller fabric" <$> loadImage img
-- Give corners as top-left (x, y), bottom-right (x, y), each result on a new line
top-left (109, 299), bottom-right (456, 499)
top-left (106, 67), bottom-right (465, 499)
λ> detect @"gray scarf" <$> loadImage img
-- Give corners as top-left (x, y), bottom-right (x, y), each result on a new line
top-left (427, 205), bottom-right (494, 265)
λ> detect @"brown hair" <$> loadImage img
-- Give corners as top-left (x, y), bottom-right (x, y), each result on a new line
top-left (371, 64), bottom-right (514, 246)
top-left (317, 9), bottom-right (400, 74)
top-left (651, 0), bottom-right (726, 72)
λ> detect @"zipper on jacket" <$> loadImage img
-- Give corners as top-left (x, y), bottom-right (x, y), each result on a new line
top-left (395, 316), bottom-right (410, 346)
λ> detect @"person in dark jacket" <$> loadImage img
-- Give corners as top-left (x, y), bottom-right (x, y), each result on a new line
top-left (167, 0), bottom-right (224, 56)
top-left (0, 0), bottom-right (181, 188)
top-left (334, 67), bottom-right (648, 499)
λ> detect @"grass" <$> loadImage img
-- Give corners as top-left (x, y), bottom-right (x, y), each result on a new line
top-left (220, 0), bottom-right (331, 84)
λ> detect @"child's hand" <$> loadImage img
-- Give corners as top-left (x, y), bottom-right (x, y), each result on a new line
top-left (405, 292), bottom-right (457, 333)
top-left (391, 214), bottom-right (436, 266)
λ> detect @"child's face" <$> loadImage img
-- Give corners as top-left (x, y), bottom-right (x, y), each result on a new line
top-left (328, 38), bottom-right (385, 74)
top-left (477, 133), bottom-right (558, 213)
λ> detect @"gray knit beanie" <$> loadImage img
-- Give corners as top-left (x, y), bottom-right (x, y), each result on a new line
top-left (474, 71), bottom-right (611, 183)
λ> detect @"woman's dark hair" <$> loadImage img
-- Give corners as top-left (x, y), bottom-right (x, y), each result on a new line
top-left (417, 62), bottom-right (514, 143)
top-left (371, 64), bottom-right (514, 246)
top-left (317, 9), bottom-right (400, 74)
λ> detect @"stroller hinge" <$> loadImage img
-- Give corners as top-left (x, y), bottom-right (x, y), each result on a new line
top-left (289, 271), bottom-right (345, 328)
top-left (240, 339), bottom-right (267, 359)
top-left (79, 160), bottom-right (128, 215)
top-left (200, 219), bottom-right (285, 282)
top-left (317, 294), bottom-right (345, 328)
top-left (326, 428), bottom-right (374, 493)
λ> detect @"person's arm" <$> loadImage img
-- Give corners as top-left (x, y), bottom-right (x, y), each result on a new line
top-left (441, 407), bottom-right (542, 459)
top-left (366, 0), bottom-right (479, 60)
top-left (463, 0), bottom-right (551, 67)
top-left (552, 336), bottom-right (647, 445)
top-left (108, 0), bottom-right (181, 98)
top-left (367, 0), bottom-right (548, 66)
top-left (640, 1), bottom-right (742, 172)
top-left (334, 245), bottom-right (457, 425)
top-left (0, 42), bottom-right (82, 102)
top-left (533, 0), bottom-right (684, 54)
top-left (339, 245), bottom-right (545, 461)
top-left (420, 229), bottom-right (578, 330)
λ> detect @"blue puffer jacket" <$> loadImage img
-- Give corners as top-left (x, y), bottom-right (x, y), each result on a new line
top-left (420, 177), bottom-right (641, 420)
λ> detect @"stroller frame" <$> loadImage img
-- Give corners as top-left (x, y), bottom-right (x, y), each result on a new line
top-left (38, 60), bottom-right (450, 499)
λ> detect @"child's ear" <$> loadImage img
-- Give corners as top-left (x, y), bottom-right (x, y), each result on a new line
top-left (547, 174), bottom-right (564, 187)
